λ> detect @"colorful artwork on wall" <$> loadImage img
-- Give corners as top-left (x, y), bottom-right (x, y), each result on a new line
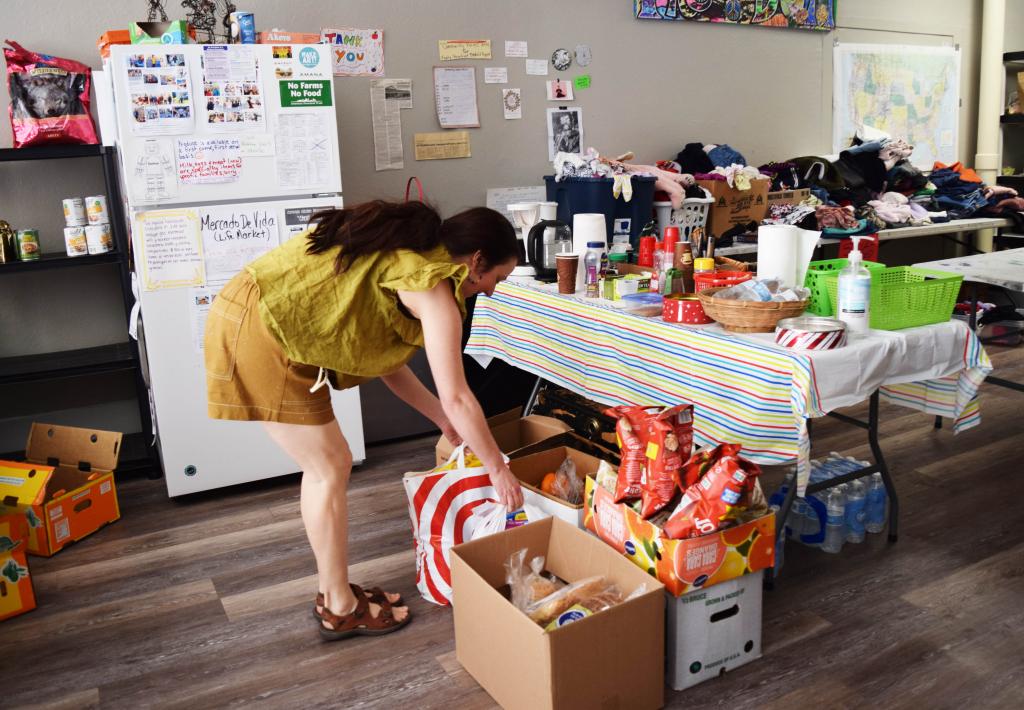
top-left (634, 0), bottom-right (836, 32)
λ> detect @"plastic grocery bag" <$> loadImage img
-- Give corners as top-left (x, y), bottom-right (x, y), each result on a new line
top-left (404, 444), bottom-right (530, 606)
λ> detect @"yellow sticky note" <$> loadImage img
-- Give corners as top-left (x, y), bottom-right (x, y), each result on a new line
top-left (439, 39), bottom-right (492, 61)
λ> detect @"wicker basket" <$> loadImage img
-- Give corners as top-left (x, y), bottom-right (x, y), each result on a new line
top-left (698, 286), bottom-right (809, 333)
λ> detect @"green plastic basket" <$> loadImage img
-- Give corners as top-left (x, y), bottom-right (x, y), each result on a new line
top-left (804, 259), bottom-right (885, 316)
top-left (824, 266), bottom-right (964, 330)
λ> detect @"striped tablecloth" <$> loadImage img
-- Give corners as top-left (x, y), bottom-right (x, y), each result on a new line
top-left (465, 282), bottom-right (992, 491)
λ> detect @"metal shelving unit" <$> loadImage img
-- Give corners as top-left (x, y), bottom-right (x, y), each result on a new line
top-left (0, 144), bottom-right (158, 476)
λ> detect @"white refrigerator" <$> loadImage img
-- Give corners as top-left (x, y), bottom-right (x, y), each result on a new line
top-left (106, 43), bottom-right (365, 496)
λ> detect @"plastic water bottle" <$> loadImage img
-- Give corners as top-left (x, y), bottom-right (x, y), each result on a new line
top-left (865, 472), bottom-right (888, 534)
top-left (820, 488), bottom-right (846, 554)
top-left (837, 236), bottom-right (872, 336)
top-left (844, 479), bottom-right (867, 543)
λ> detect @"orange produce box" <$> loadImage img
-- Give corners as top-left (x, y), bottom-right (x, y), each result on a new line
top-left (584, 476), bottom-right (774, 596)
top-left (0, 423), bottom-right (122, 557)
top-left (0, 516), bottom-right (36, 622)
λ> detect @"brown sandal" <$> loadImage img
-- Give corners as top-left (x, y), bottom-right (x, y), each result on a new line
top-left (319, 591), bottom-right (412, 641)
top-left (313, 584), bottom-right (404, 620)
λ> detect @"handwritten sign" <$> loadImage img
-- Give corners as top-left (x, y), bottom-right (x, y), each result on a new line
top-left (177, 138), bottom-right (242, 184)
top-left (439, 40), bottom-right (492, 61)
top-left (200, 205), bottom-right (280, 281)
top-left (321, 27), bottom-right (384, 76)
top-left (139, 209), bottom-right (204, 291)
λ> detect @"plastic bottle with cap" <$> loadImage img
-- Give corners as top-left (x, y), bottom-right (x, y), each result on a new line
top-left (693, 257), bottom-right (715, 278)
top-left (837, 235), bottom-right (871, 335)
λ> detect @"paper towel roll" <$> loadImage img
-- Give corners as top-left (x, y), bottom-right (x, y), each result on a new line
top-left (756, 225), bottom-right (820, 288)
top-left (572, 213), bottom-right (606, 291)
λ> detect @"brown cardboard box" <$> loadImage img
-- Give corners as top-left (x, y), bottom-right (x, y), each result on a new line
top-left (435, 409), bottom-right (571, 466)
top-left (766, 188), bottom-right (811, 209)
top-left (451, 517), bottom-right (665, 710)
top-left (697, 179), bottom-right (770, 237)
top-left (0, 424), bottom-right (122, 557)
top-left (509, 445), bottom-right (612, 526)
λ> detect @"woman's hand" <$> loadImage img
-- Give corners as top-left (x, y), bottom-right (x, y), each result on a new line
top-left (438, 417), bottom-right (462, 446)
top-left (489, 464), bottom-right (524, 510)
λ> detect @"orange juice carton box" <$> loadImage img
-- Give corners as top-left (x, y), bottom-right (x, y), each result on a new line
top-left (0, 423), bottom-right (123, 557)
top-left (584, 476), bottom-right (774, 596)
top-left (0, 513), bottom-right (36, 621)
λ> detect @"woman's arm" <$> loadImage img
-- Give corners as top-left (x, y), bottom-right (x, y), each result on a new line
top-left (398, 283), bottom-right (523, 509)
top-left (380, 365), bottom-right (461, 445)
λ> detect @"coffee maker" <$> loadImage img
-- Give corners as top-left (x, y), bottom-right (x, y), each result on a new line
top-left (506, 201), bottom-right (561, 278)
top-left (527, 219), bottom-right (571, 281)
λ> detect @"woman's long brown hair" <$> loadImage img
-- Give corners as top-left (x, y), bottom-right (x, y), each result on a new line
top-left (306, 200), bottom-right (519, 273)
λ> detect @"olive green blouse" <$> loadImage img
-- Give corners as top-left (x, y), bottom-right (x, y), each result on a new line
top-left (246, 234), bottom-right (468, 389)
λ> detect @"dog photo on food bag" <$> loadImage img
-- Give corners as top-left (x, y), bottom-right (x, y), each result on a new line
top-left (11, 70), bottom-right (84, 120)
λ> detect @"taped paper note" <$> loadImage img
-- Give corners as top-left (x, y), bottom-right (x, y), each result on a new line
top-left (200, 205), bottom-right (280, 282)
top-left (321, 27), bottom-right (384, 76)
top-left (526, 59), bottom-right (549, 76)
top-left (189, 284), bottom-right (222, 353)
top-left (132, 138), bottom-right (177, 203)
top-left (414, 131), bottom-right (471, 160)
top-left (139, 209), bottom-right (204, 291)
top-left (239, 134), bottom-right (275, 156)
top-left (433, 66), bottom-right (479, 128)
top-left (371, 78), bottom-right (412, 171)
top-left (484, 67), bottom-right (508, 84)
top-left (201, 45), bottom-right (265, 131)
top-left (502, 88), bottom-right (522, 119)
top-left (177, 137), bottom-right (242, 184)
top-left (439, 40), bottom-right (492, 61)
top-left (505, 41), bottom-right (528, 58)
top-left (574, 74), bottom-right (591, 90)
top-left (275, 112), bottom-right (332, 189)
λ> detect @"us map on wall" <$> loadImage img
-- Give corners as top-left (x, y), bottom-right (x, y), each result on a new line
top-left (635, 0), bottom-right (835, 31)
top-left (833, 44), bottom-right (960, 169)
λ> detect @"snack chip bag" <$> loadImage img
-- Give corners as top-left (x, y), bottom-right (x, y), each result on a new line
top-left (679, 442), bottom-right (742, 490)
top-left (664, 455), bottom-right (758, 539)
top-left (606, 406), bottom-right (650, 503)
top-left (4, 40), bottom-right (98, 148)
top-left (639, 404), bottom-right (694, 519)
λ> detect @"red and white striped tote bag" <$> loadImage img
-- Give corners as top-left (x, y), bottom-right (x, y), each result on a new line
top-left (403, 445), bottom-right (499, 606)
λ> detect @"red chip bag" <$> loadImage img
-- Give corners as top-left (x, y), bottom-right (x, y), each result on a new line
top-left (606, 406), bottom-right (649, 503)
top-left (664, 456), bottom-right (750, 539)
top-left (679, 443), bottom-right (741, 490)
top-left (4, 40), bottom-right (98, 148)
top-left (639, 404), bottom-right (694, 519)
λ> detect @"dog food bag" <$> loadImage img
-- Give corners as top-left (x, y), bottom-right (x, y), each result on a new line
top-left (639, 405), bottom-right (694, 519)
top-left (4, 40), bottom-right (98, 148)
top-left (606, 406), bottom-right (651, 503)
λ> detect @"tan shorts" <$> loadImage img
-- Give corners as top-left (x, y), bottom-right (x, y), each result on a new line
top-left (204, 271), bottom-right (335, 425)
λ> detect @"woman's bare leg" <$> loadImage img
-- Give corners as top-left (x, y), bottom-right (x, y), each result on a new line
top-left (262, 419), bottom-right (407, 624)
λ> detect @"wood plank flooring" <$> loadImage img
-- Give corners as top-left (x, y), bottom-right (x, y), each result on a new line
top-left (3, 346), bottom-right (1024, 709)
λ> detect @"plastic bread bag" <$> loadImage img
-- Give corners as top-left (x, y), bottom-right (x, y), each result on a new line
top-left (506, 549), bottom-right (565, 613)
top-left (640, 404), bottom-right (694, 519)
top-left (594, 459), bottom-right (619, 494)
top-left (527, 575), bottom-right (622, 628)
top-left (549, 457), bottom-right (583, 504)
top-left (605, 405), bottom-right (651, 503)
top-left (4, 40), bottom-right (98, 148)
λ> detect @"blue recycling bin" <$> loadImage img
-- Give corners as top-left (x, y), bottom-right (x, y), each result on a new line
top-left (544, 175), bottom-right (656, 252)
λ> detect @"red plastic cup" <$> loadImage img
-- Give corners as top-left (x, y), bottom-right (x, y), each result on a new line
top-left (663, 227), bottom-right (680, 255)
top-left (638, 235), bottom-right (657, 267)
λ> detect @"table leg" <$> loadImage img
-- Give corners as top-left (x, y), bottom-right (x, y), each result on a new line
top-left (867, 390), bottom-right (899, 542)
top-left (523, 376), bottom-right (547, 417)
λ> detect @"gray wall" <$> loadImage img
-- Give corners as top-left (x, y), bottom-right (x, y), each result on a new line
top-left (0, 0), bottom-right (990, 447)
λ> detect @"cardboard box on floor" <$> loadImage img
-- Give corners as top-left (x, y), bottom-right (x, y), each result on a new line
top-left (451, 517), bottom-right (665, 710)
top-left (435, 409), bottom-right (571, 467)
top-left (697, 179), bottom-right (770, 238)
top-left (510, 445), bottom-right (612, 527)
top-left (0, 424), bottom-right (122, 557)
top-left (0, 515), bottom-right (35, 622)
top-left (667, 570), bottom-right (764, 690)
top-left (584, 477), bottom-right (774, 596)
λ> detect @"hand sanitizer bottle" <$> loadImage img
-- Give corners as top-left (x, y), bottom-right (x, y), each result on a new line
top-left (837, 236), bottom-right (871, 335)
